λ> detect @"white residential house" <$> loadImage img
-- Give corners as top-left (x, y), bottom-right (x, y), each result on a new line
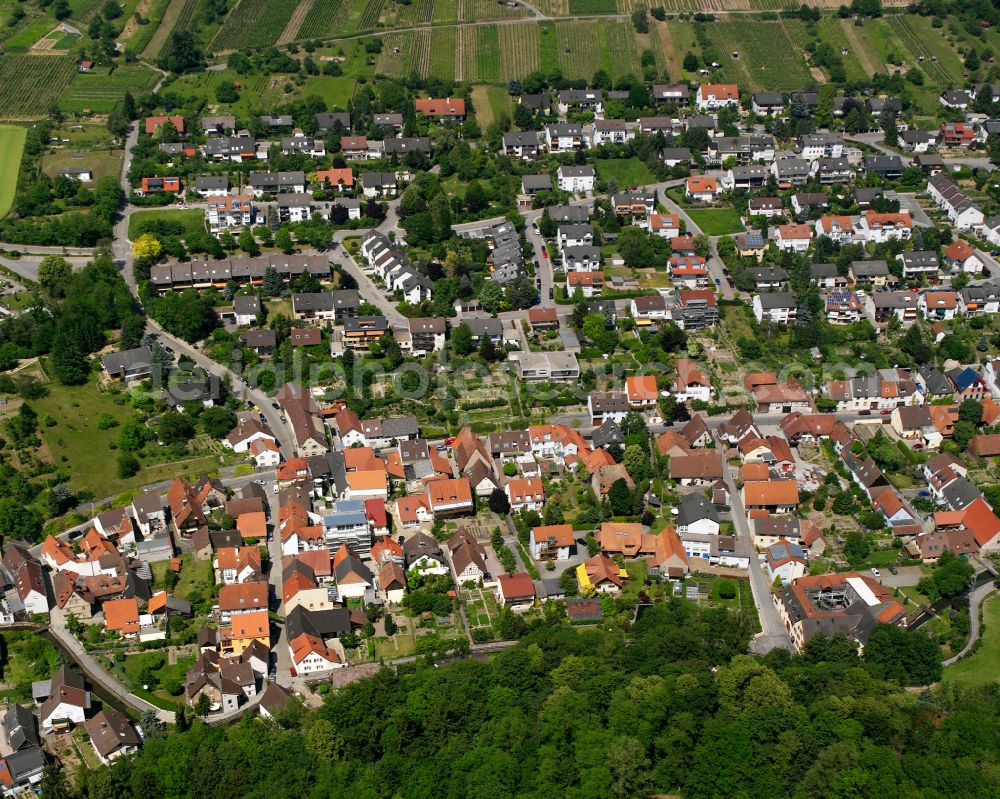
top-left (774, 224), bottom-right (812, 253)
top-left (753, 292), bottom-right (798, 325)
top-left (696, 83), bottom-right (739, 111)
top-left (557, 165), bottom-right (596, 193)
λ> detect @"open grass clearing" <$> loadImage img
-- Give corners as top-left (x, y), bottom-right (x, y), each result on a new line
top-left (0, 125), bottom-right (27, 219)
top-left (687, 207), bottom-right (744, 235)
top-left (943, 593), bottom-right (1000, 687)
top-left (41, 150), bottom-right (123, 184)
top-left (129, 208), bottom-right (206, 239)
top-left (302, 76), bottom-right (356, 108)
top-left (594, 156), bottom-right (656, 187)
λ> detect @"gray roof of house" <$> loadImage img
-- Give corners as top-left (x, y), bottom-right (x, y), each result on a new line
top-left (676, 492), bottom-right (720, 526)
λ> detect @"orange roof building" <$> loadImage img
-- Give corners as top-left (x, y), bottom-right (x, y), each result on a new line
top-left (426, 478), bottom-right (473, 516)
top-left (104, 597), bottom-right (140, 636)
top-left (415, 97), bottom-right (466, 118)
top-left (221, 609), bottom-right (270, 654)
top-left (236, 511), bottom-right (267, 541)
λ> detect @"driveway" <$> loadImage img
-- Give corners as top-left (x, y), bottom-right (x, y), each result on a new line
top-left (877, 564), bottom-right (923, 588)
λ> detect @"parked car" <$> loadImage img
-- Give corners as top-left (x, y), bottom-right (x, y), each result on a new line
top-left (888, 565), bottom-right (898, 575)
top-left (870, 567), bottom-right (881, 578)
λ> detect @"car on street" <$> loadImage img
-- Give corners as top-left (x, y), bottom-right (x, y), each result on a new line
top-left (858, 410), bottom-right (872, 416)
top-left (888, 565), bottom-right (898, 575)
top-left (548, 288), bottom-right (554, 299)
top-left (271, 402), bottom-right (279, 409)
top-left (540, 246), bottom-right (547, 257)
top-left (254, 478), bottom-right (266, 485)
top-left (870, 568), bottom-right (881, 578)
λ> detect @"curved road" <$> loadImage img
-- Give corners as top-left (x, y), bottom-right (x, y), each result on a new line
top-left (942, 582), bottom-right (996, 667)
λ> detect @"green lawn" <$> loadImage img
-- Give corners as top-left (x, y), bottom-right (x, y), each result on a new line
top-left (0, 630), bottom-right (58, 702)
top-left (151, 553), bottom-right (214, 598)
top-left (42, 150), bottom-right (123, 184)
top-left (128, 208), bottom-right (206, 240)
top-left (302, 76), bottom-right (356, 109)
top-left (687, 208), bottom-right (745, 236)
top-left (27, 364), bottom-right (226, 500)
top-left (594, 157), bottom-right (656, 187)
top-left (0, 124), bottom-right (27, 219)
top-left (120, 649), bottom-right (194, 708)
top-left (944, 594), bottom-right (1000, 687)
top-left (4, 16), bottom-right (56, 49)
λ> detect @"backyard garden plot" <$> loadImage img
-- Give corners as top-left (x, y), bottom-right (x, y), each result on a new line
top-left (0, 54), bottom-right (77, 118)
top-left (297, 0), bottom-right (347, 38)
top-left (555, 20), bottom-right (604, 81)
top-left (59, 64), bottom-right (159, 113)
top-left (211, 0), bottom-right (297, 51)
top-left (428, 26), bottom-right (453, 79)
top-left (703, 20), bottom-right (811, 90)
top-left (498, 23), bottom-right (539, 79)
top-left (887, 15), bottom-right (963, 85)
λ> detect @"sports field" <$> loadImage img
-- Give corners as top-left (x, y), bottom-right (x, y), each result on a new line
top-left (0, 125), bottom-right (27, 219)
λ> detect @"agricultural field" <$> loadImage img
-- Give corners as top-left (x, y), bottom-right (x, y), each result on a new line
top-left (568, 0), bottom-right (615, 12)
top-left (297, 0), bottom-right (348, 39)
top-left (142, 0), bottom-right (198, 59)
top-left (428, 26), bottom-right (454, 80)
top-left (603, 18), bottom-right (641, 79)
top-left (498, 23), bottom-right (538, 80)
top-left (702, 20), bottom-right (812, 90)
top-left (379, 0), bottom-right (434, 27)
top-left (886, 15), bottom-right (964, 85)
top-left (126, 0), bottom-right (170, 55)
top-left (0, 125), bottom-right (27, 219)
top-left (554, 20), bottom-right (604, 81)
top-left (816, 18), bottom-right (870, 80)
top-left (0, 54), bottom-right (77, 119)
top-left (457, 24), bottom-right (500, 83)
top-left (58, 64), bottom-right (160, 113)
top-left (432, 0), bottom-right (457, 22)
top-left (456, 0), bottom-right (530, 22)
top-left (538, 21), bottom-right (558, 67)
top-left (356, 0), bottom-right (386, 30)
top-left (211, 0), bottom-right (297, 52)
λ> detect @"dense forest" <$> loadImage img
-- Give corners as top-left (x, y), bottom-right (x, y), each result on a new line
top-left (51, 600), bottom-right (1000, 799)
